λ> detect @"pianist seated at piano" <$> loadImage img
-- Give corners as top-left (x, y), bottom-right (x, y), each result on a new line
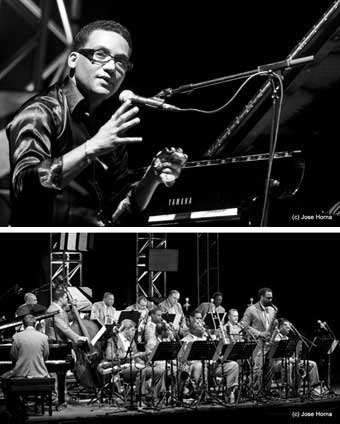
top-left (2, 314), bottom-right (49, 379)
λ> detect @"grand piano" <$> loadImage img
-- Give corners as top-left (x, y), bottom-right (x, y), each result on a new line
top-left (140, 0), bottom-right (340, 226)
top-left (0, 314), bottom-right (74, 405)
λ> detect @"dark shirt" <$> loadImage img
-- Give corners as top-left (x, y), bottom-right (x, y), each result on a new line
top-left (7, 77), bottom-right (144, 226)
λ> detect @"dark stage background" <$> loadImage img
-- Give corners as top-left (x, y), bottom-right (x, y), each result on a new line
top-left (2, 1), bottom-right (340, 223)
top-left (0, 232), bottom-right (339, 381)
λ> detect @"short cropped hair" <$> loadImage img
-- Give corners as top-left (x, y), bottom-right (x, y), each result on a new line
top-left (258, 287), bottom-right (273, 298)
top-left (23, 314), bottom-right (36, 328)
top-left (52, 288), bottom-right (66, 302)
top-left (73, 20), bottom-right (132, 52)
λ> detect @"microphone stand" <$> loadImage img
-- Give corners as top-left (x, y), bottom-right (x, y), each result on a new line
top-left (156, 56), bottom-right (314, 98)
top-left (290, 323), bottom-right (315, 398)
top-left (156, 55), bottom-right (314, 227)
top-left (323, 322), bottom-right (339, 395)
top-left (123, 336), bottom-right (137, 410)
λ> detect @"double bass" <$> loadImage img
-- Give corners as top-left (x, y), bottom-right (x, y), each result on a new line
top-left (65, 288), bottom-right (103, 389)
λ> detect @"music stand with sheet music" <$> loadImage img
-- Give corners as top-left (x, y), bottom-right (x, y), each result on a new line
top-left (149, 341), bottom-right (182, 409)
top-left (267, 339), bottom-right (298, 399)
top-left (181, 340), bottom-right (221, 407)
top-left (117, 310), bottom-right (141, 327)
top-left (214, 341), bottom-right (257, 403)
top-left (204, 313), bottom-right (225, 332)
top-left (310, 336), bottom-right (339, 394)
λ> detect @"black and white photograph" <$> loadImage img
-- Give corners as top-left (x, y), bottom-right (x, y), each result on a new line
top-left (1, 1), bottom-right (340, 226)
top-left (1, 1), bottom-right (340, 423)
top-left (0, 232), bottom-right (339, 423)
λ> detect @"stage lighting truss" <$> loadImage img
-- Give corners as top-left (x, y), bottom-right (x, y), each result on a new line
top-left (196, 233), bottom-right (220, 305)
top-left (136, 233), bottom-right (168, 301)
top-left (0, 0), bottom-right (74, 90)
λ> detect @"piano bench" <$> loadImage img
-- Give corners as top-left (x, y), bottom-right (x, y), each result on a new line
top-left (3, 377), bottom-right (55, 417)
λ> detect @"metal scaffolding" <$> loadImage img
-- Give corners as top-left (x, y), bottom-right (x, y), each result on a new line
top-left (0, 0), bottom-right (79, 90)
top-left (136, 233), bottom-right (168, 302)
top-left (196, 233), bottom-right (220, 306)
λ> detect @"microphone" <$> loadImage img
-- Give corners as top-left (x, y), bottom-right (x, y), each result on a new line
top-left (119, 90), bottom-right (181, 112)
top-left (317, 320), bottom-right (327, 330)
top-left (183, 297), bottom-right (190, 313)
top-left (257, 55), bottom-right (314, 72)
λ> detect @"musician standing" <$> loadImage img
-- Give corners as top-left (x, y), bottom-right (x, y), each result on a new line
top-left (45, 289), bottom-right (87, 344)
top-left (90, 292), bottom-right (116, 325)
top-left (240, 287), bottom-right (278, 394)
top-left (158, 290), bottom-right (188, 336)
top-left (9, 314), bottom-right (49, 378)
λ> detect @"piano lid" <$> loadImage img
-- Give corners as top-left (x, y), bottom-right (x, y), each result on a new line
top-left (205, 0), bottom-right (340, 157)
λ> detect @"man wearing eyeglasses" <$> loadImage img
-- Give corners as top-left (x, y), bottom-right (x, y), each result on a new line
top-left (7, 20), bottom-right (187, 226)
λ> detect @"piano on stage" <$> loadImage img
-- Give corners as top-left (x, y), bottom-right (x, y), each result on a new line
top-left (0, 315), bottom-right (74, 405)
top-left (136, 1), bottom-right (340, 226)
top-left (144, 150), bottom-right (305, 226)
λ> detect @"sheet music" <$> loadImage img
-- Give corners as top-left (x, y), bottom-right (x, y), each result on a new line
top-left (90, 325), bottom-right (106, 346)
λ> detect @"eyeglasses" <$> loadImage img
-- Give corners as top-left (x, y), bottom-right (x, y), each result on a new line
top-left (78, 49), bottom-right (133, 72)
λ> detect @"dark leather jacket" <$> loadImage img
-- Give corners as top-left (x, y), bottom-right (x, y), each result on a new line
top-left (7, 77), bottom-right (144, 226)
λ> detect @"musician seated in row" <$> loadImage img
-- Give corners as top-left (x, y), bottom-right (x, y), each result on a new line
top-left (224, 309), bottom-right (244, 342)
top-left (90, 292), bottom-right (116, 325)
top-left (144, 307), bottom-right (164, 350)
top-left (158, 290), bottom-right (188, 337)
top-left (106, 319), bottom-right (165, 403)
top-left (195, 292), bottom-right (226, 316)
top-left (179, 322), bottom-right (207, 388)
top-left (5, 314), bottom-right (49, 379)
top-left (125, 295), bottom-right (149, 315)
top-left (272, 318), bottom-right (320, 395)
top-left (125, 296), bottom-right (149, 342)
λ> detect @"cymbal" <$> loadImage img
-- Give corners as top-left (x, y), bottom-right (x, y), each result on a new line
top-left (16, 303), bottom-right (46, 317)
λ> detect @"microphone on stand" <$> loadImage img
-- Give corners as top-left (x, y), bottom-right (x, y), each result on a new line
top-left (119, 90), bottom-right (181, 112)
top-left (183, 297), bottom-right (190, 314)
top-left (317, 320), bottom-right (328, 331)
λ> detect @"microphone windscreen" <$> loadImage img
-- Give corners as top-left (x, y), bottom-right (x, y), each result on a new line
top-left (119, 90), bottom-right (133, 103)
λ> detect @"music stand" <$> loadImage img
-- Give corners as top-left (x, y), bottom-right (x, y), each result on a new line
top-left (118, 311), bottom-right (141, 326)
top-left (204, 313), bottom-right (225, 332)
top-left (220, 341), bottom-right (257, 403)
top-left (181, 340), bottom-right (219, 407)
top-left (149, 341), bottom-right (182, 409)
top-left (267, 339), bottom-right (298, 399)
top-left (310, 336), bottom-right (338, 395)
